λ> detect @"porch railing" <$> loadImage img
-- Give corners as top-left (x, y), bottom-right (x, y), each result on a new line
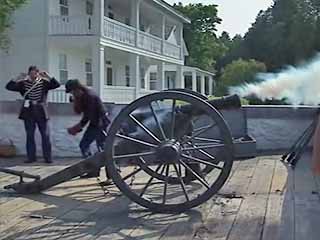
top-left (164, 41), bottom-right (181, 59)
top-left (49, 16), bottom-right (181, 60)
top-left (48, 87), bottom-right (70, 103)
top-left (138, 31), bottom-right (162, 54)
top-left (103, 17), bottom-right (179, 59)
top-left (103, 86), bottom-right (136, 104)
top-left (103, 17), bottom-right (136, 46)
top-left (49, 15), bottom-right (93, 35)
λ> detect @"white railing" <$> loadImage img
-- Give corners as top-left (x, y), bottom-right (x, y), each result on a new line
top-left (48, 87), bottom-right (70, 103)
top-left (49, 15), bottom-right (182, 59)
top-left (103, 86), bottom-right (136, 104)
top-left (49, 15), bottom-right (93, 35)
top-left (138, 31), bottom-right (162, 54)
top-left (103, 17), bottom-right (136, 46)
top-left (164, 41), bottom-right (181, 59)
top-left (103, 18), bottom-right (165, 56)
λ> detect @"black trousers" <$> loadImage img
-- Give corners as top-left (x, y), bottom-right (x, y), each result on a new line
top-left (79, 125), bottom-right (106, 158)
top-left (24, 117), bottom-right (52, 162)
top-left (79, 125), bottom-right (110, 178)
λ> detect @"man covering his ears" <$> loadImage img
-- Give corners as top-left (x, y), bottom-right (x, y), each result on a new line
top-left (6, 65), bottom-right (60, 163)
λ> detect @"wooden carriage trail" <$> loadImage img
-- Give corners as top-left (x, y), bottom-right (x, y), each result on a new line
top-left (1, 152), bottom-right (320, 240)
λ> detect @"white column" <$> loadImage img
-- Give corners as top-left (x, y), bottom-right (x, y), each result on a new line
top-left (192, 70), bottom-right (197, 92)
top-left (209, 76), bottom-right (213, 96)
top-left (43, 0), bottom-right (49, 71)
top-left (94, 0), bottom-right (104, 35)
top-left (176, 65), bottom-right (184, 89)
top-left (158, 62), bottom-right (165, 90)
top-left (92, 0), bottom-right (104, 98)
top-left (134, 55), bottom-right (141, 98)
top-left (201, 74), bottom-right (205, 95)
top-left (92, 44), bottom-right (105, 99)
top-left (134, 0), bottom-right (141, 47)
top-left (179, 23), bottom-right (184, 60)
top-left (161, 15), bottom-right (166, 54)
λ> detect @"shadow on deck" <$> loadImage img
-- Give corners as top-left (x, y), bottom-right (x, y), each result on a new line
top-left (1, 153), bottom-right (320, 240)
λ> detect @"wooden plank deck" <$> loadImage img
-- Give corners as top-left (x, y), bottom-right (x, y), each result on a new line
top-left (1, 152), bottom-right (320, 240)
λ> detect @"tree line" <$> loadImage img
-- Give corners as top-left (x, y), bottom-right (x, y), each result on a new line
top-left (174, 0), bottom-right (320, 97)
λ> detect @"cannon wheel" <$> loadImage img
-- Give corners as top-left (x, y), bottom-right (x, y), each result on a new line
top-left (105, 91), bottom-right (234, 213)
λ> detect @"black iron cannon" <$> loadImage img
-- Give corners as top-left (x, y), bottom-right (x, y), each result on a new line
top-left (2, 90), bottom-right (241, 213)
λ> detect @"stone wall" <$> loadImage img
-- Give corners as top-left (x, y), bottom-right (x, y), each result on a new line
top-left (0, 101), bottom-right (318, 158)
top-left (245, 106), bottom-right (318, 154)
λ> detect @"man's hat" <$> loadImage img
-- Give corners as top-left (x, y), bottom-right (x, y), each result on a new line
top-left (65, 79), bottom-right (81, 93)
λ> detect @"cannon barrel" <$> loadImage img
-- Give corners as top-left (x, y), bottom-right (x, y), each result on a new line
top-left (132, 94), bottom-right (241, 123)
top-left (178, 94), bottom-right (241, 116)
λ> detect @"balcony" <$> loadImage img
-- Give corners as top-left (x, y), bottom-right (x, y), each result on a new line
top-left (138, 31), bottom-right (162, 54)
top-left (48, 16), bottom-right (182, 60)
top-left (103, 17), bottom-right (181, 60)
top-left (103, 18), bottom-right (136, 46)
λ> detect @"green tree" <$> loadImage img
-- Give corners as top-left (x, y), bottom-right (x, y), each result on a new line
top-left (216, 33), bottom-right (245, 71)
top-left (239, 0), bottom-right (320, 70)
top-left (173, 3), bottom-right (227, 71)
top-left (0, 0), bottom-right (28, 49)
top-left (217, 58), bottom-right (267, 95)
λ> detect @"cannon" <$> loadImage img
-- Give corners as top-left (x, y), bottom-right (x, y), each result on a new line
top-left (2, 90), bottom-right (241, 213)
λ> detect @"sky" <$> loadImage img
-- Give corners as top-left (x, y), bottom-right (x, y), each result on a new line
top-left (165, 0), bottom-right (273, 37)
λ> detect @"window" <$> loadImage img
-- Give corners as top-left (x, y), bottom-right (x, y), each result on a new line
top-left (166, 76), bottom-right (170, 89)
top-left (125, 18), bottom-right (130, 25)
top-left (205, 76), bottom-right (209, 95)
top-left (85, 58), bottom-right (93, 86)
top-left (125, 65), bottom-right (130, 87)
top-left (105, 67), bottom-right (113, 85)
top-left (196, 76), bottom-right (201, 92)
top-left (185, 75), bottom-right (192, 90)
top-left (86, 1), bottom-right (93, 15)
top-left (140, 68), bottom-right (145, 89)
top-left (105, 60), bottom-right (113, 85)
top-left (166, 73), bottom-right (176, 89)
top-left (105, 4), bottom-right (114, 19)
top-left (60, 0), bottom-right (69, 16)
top-left (86, 1), bottom-right (93, 29)
top-left (108, 12), bottom-right (114, 19)
top-left (59, 54), bottom-right (68, 84)
top-left (150, 72), bottom-right (157, 90)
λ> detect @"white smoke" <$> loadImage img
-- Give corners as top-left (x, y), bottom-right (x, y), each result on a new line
top-left (229, 54), bottom-right (320, 105)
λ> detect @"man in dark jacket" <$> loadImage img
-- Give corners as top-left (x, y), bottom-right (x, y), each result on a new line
top-left (65, 79), bottom-right (110, 178)
top-left (6, 65), bottom-right (60, 163)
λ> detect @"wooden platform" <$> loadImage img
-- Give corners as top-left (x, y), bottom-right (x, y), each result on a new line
top-left (1, 152), bottom-right (320, 240)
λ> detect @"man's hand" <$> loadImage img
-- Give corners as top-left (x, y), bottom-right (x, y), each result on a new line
top-left (67, 123), bottom-right (83, 136)
top-left (39, 71), bottom-right (51, 81)
top-left (14, 73), bottom-right (27, 82)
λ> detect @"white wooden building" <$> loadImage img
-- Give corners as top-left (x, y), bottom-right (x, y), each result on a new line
top-left (0, 0), bottom-right (215, 104)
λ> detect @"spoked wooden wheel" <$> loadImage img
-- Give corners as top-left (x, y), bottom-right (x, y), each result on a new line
top-left (104, 91), bottom-right (234, 213)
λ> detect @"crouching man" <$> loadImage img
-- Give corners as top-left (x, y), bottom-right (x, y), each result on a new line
top-left (65, 79), bottom-right (111, 178)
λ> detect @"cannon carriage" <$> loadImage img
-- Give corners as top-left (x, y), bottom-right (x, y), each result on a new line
top-left (1, 90), bottom-right (242, 213)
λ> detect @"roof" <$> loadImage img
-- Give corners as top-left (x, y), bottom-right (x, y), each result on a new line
top-left (184, 66), bottom-right (216, 77)
top-left (151, 0), bottom-right (191, 24)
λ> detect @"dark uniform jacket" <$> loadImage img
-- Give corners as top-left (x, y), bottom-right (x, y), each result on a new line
top-left (6, 77), bottom-right (60, 120)
top-left (78, 89), bottom-right (110, 129)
